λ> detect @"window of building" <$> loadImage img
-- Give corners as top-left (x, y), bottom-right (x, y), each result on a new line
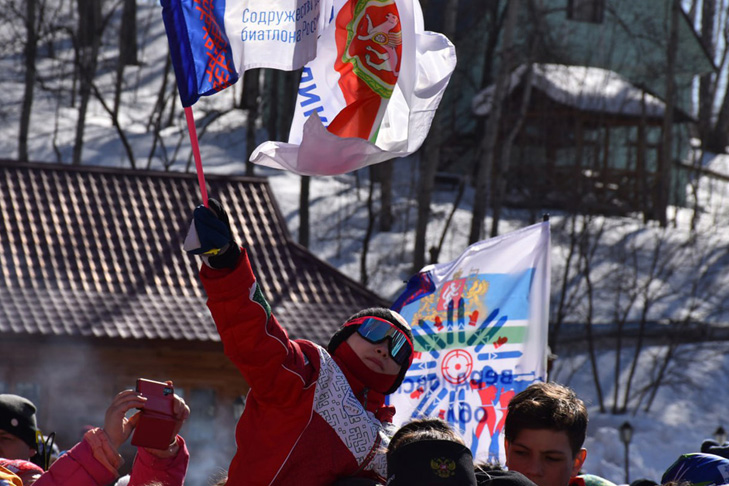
top-left (567, 0), bottom-right (605, 23)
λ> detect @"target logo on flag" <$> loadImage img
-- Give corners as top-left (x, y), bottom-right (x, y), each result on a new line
top-left (441, 349), bottom-right (473, 385)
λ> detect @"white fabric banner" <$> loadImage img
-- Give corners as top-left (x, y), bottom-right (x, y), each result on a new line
top-left (389, 222), bottom-right (551, 463)
top-left (224, 0), bottom-right (331, 71)
top-left (250, 0), bottom-right (456, 176)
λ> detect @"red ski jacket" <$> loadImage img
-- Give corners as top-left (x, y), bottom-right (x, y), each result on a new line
top-left (200, 249), bottom-right (391, 486)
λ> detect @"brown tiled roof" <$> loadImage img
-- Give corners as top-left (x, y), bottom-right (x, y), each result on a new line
top-left (0, 160), bottom-right (388, 346)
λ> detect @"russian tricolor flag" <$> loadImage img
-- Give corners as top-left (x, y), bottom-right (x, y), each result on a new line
top-left (161, 0), bottom-right (326, 107)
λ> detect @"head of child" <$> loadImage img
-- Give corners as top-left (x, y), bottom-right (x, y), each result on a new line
top-left (0, 395), bottom-right (39, 462)
top-left (504, 383), bottom-right (588, 486)
top-left (386, 417), bottom-right (477, 485)
top-left (327, 308), bottom-right (414, 396)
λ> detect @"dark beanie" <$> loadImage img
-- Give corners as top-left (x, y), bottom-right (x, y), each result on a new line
top-left (479, 470), bottom-right (538, 486)
top-left (0, 395), bottom-right (38, 450)
top-left (387, 439), bottom-right (477, 486)
top-left (328, 307), bottom-right (414, 395)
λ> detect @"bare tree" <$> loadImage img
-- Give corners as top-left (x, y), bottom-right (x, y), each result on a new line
top-left (360, 170), bottom-right (377, 286)
top-left (577, 215), bottom-right (607, 413)
top-left (697, 0), bottom-right (716, 146)
top-left (551, 211), bottom-right (729, 416)
top-left (113, 0), bottom-right (138, 117)
top-left (618, 232), bottom-right (676, 413)
top-left (146, 54), bottom-right (174, 169)
top-left (653, 0), bottom-right (680, 226)
top-left (697, 0), bottom-right (729, 153)
top-left (242, 69), bottom-right (260, 177)
top-left (412, 0), bottom-right (461, 271)
top-left (470, 0), bottom-right (519, 244)
top-left (377, 160), bottom-right (394, 232)
top-left (72, 0), bottom-right (103, 165)
top-left (490, 64), bottom-right (533, 237)
top-left (19, 0), bottom-right (38, 162)
top-left (549, 213), bottom-right (584, 354)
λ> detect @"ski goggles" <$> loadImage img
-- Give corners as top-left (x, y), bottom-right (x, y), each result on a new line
top-left (345, 317), bottom-right (414, 366)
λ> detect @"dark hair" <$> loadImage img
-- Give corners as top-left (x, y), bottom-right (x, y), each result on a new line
top-left (474, 461), bottom-right (504, 474)
top-left (388, 417), bottom-right (465, 458)
top-left (504, 382), bottom-right (587, 456)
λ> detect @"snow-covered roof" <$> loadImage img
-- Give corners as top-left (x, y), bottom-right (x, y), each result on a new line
top-left (472, 63), bottom-right (678, 120)
top-left (702, 152), bottom-right (729, 177)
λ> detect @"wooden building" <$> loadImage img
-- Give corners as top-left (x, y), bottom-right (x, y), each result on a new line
top-left (426, 0), bottom-right (714, 219)
top-left (472, 63), bottom-right (695, 216)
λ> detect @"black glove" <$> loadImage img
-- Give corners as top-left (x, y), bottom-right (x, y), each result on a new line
top-left (183, 198), bottom-right (241, 269)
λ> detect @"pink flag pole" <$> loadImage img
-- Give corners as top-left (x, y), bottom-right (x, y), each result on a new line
top-left (184, 106), bottom-right (209, 207)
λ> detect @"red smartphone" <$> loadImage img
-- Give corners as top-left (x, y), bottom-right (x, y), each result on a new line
top-left (130, 379), bottom-right (177, 450)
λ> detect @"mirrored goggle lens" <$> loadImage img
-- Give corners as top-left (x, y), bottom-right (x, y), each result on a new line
top-left (356, 318), bottom-right (412, 365)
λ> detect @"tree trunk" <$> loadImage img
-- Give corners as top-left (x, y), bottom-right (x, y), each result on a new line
top-left (278, 71), bottom-right (299, 142)
top-left (638, 93), bottom-right (650, 222)
top-left (413, 145), bottom-right (437, 272)
top-left (708, 79), bottom-right (729, 153)
top-left (146, 53), bottom-right (172, 169)
top-left (412, 0), bottom-right (460, 272)
top-left (360, 171), bottom-right (377, 286)
top-left (580, 217), bottom-right (606, 413)
top-left (114, 0), bottom-right (138, 117)
top-left (19, 0), bottom-right (38, 162)
top-left (653, 0), bottom-right (679, 225)
top-left (264, 70), bottom-right (279, 141)
top-left (549, 212), bottom-right (579, 354)
top-left (280, 70), bottom-right (311, 244)
top-left (378, 160), bottom-right (394, 232)
top-left (73, 0), bottom-right (102, 165)
top-left (242, 69), bottom-right (260, 176)
top-left (697, 0), bottom-right (715, 146)
top-left (491, 64), bottom-right (533, 237)
top-left (299, 176), bottom-right (310, 247)
top-left (119, 0), bottom-right (138, 66)
top-left (431, 177), bottom-right (465, 263)
top-left (470, 0), bottom-right (518, 243)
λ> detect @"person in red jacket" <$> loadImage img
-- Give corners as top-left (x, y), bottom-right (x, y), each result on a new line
top-left (184, 198), bottom-right (415, 486)
top-left (33, 388), bottom-right (190, 486)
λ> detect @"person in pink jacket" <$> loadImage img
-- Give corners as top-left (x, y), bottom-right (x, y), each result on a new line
top-left (184, 198), bottom-right (415, 486)
top-left (33, 388), bottom-right (190, 486)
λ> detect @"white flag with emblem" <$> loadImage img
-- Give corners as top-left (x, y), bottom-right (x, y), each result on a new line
top-left (250, 0), bottom-right (456, 175)
top-left (389, 222), bottom-right (551, 463)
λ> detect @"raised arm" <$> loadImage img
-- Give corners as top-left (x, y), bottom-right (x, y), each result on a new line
top-left (183, 198), bottom-right (317, 405)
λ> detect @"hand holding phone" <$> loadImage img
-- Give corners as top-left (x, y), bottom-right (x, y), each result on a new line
top-left (130, 379), bottom-right (178, 450)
